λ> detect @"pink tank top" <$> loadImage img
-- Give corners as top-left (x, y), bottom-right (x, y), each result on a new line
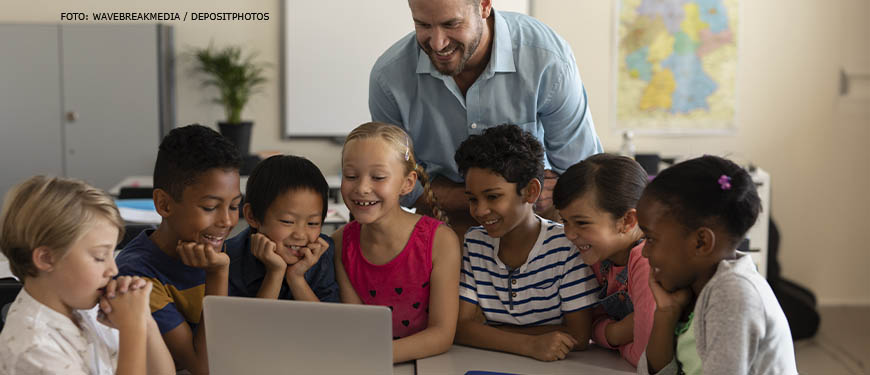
top-left (342, 216), bottom-right (440, 338)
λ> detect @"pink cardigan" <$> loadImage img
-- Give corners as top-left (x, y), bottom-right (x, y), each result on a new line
top-left (590, 242), bottom-right (655, 367)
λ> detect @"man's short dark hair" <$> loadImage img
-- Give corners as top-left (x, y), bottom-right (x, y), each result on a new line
top-left (153, 124), bottom-right (242, 201)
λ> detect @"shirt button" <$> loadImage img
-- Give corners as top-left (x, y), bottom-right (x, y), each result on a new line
top-left (470, 122), bottom-right (477, 129)
top-left (511, 292), bottom-right (517, 298)
top-left (511, 279), bottom-right (517, 285)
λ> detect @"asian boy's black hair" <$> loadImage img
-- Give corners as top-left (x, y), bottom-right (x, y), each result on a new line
top-left (245, 155), bottom-right (329, 222)
top-left (153, 124), bottom-right (243, 201)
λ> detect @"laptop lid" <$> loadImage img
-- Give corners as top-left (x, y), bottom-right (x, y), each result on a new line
top-left (203, 296), bottom-right (392, 375)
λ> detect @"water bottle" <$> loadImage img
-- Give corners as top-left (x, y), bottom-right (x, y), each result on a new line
top-left (620, 130), bottom-right (635, 158)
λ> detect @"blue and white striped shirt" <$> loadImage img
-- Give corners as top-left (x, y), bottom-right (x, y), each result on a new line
top-left (460, 217), bottom-right (600, 326)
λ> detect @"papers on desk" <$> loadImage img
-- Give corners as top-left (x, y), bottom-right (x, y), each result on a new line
top-left (0, 254), bottom-right (17, 280)
top-left (115, 199), bottom-right (161, 224)
top-left (326, 203), bottom-right (350, 224)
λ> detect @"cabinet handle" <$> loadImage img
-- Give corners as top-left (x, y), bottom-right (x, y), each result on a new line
top-left (66, 111), bottom-right (79, 123)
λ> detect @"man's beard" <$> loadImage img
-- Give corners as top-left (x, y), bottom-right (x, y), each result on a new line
top-left (424, 26), bottom-right (482, 76)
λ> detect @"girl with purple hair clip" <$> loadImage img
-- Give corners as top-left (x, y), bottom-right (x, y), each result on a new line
top-left (636, 155), bottom-right (797, 375)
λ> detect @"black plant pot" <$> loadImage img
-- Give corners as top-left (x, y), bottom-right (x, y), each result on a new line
top-left (218, 121), bottom-right (253, 156)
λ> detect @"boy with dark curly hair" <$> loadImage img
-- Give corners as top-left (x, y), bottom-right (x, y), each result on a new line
top-left (115, 124), bottom-right (243, 374)
top-left (453, 124), bottom-right (600, 362)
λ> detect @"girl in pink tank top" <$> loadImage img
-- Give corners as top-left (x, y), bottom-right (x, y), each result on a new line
top-left (342, 216), bottom-right (440, 338)
top-left (333, 123), bottom-right (460, 363)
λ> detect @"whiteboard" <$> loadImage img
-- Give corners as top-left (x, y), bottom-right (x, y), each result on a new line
top-left (282, 0), bottom-right (530, 138)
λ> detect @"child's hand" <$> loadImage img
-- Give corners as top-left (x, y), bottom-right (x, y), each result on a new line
top-left (525, 331), bottom-right (577, 362)
top-left (286, 237), bottom-right (329, 279)
top-left (98, 276), bottom-right (151, 331)
top-left (176, 240), bottom-right (230, 271)
top-left (250, 233), bottom-right (286, 274)
top-left (648, 271), bottom-right (692, 316)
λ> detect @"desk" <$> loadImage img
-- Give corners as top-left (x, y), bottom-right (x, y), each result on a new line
top-left (394, 362), bottom-right (415, 375)
top-left (416, 345), bottom-right (635, 375)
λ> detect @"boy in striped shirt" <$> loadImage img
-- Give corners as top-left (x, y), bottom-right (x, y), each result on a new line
top-left (453, 124), bottom-right (600, 362)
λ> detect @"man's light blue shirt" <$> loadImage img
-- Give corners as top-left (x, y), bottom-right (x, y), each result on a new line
top-left (370, 9), bottom-right (602, 201)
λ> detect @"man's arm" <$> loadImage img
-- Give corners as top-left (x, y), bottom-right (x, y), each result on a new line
top-left (369, 68), bottom-right (403, 126)
top-left (538, 57), bottom-right (603, 174)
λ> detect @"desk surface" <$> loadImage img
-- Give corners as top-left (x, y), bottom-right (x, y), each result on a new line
top-left (416, 344), bottom-right (635, 375)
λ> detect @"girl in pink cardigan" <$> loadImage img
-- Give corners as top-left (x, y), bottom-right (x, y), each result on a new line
top-left (552, 154), bottom-right (655, 367)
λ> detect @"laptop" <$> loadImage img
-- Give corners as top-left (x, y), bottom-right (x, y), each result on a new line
top-left (203, 296), bottom-right (393, 375)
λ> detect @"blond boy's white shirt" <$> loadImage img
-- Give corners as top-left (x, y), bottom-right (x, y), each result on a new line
top-left (0, 288), bottom-right (119, 375)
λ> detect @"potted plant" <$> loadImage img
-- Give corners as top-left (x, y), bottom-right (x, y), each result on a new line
top-left (190, 44), bottom-right (268, 156)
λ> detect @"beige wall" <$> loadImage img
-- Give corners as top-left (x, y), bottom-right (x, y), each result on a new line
top-left (535, 0), bottom-right (870, 305)
top-left (3, 0), bottom-right (868, 304)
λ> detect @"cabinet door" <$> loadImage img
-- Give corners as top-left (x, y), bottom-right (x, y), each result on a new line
top-left (0, 25), bottom-right (64, 198)
top-left (61, 25), bottom-right (160, 191)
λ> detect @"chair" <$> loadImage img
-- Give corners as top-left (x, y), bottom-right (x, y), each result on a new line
top-left (0, 277), bottom-right (22, 333)
top-left (118, 186), bottom-right (154, 199)
top-left (118, 223), bottom-right (156, 250)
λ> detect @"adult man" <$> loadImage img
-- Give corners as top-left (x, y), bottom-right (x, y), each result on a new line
top-left (369, 0), bottom-right (602, 234)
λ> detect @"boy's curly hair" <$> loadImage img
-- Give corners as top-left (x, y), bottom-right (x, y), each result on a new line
top-left (153, 124), bottom-right (242, 201)
top-left (454, 124), bottom-right (544, 195)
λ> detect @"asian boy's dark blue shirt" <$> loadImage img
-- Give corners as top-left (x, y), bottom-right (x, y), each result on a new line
top-left (226, 227), bottom-right (340, 302)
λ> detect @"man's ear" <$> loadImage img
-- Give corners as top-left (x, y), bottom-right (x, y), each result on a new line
top-left (243, 203), bottom-right (260, 229)
top-left (153, 188), bottom-right (174, 218)
top-left (521, 178), bottom-right (542, 204)
top-left (480, 0), bottom-right (493, 18)
top-left (694, 227), bottom-right (716, 256)
top-left (32, 246), bottom-right (56, 272)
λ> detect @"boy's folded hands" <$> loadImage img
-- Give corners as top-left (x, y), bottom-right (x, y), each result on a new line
top-left (98, 276), bottom-right (152, 331)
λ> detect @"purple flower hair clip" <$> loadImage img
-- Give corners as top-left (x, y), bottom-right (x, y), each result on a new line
top-left (718, 174), bottom-right (732, 190)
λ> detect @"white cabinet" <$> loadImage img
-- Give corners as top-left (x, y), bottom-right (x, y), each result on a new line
top-left (746, 168), bottom-right (771, 278)
top-left (0, 24), bottom-right (173, 197)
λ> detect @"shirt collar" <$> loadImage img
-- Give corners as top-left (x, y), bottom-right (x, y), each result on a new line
top-left (416, 9), bottom-right (516, 77)
top-left (19, 287), bottom-right (87, 339)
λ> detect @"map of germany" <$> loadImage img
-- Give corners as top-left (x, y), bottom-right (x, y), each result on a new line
top-left (617, 0), bottom-right (738, 131)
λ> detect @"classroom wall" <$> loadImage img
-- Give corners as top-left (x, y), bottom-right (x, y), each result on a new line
top-left (535, 0), bottom-right (870, 305)
top-left (2, 0), bottom-right (868, 305)
top-left (0, 0), bottom-right (344, 173)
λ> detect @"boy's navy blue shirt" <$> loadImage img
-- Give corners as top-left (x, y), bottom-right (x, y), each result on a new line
top-left (226, 227), bottom-right (340, 302)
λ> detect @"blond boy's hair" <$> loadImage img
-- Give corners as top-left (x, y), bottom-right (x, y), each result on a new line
top-left (0, 176), bottom-right (124, 280)
top-left (344, 122), bottom-right (448, 224)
